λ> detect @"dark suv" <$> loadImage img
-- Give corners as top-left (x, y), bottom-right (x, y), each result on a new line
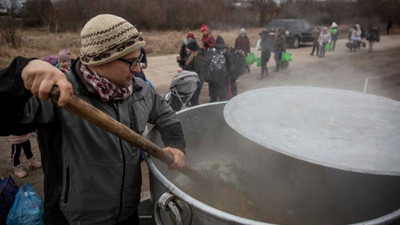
top-left (267, 19), bottom-right (315, 48)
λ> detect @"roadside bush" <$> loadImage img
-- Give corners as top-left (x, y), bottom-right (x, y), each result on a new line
top-left (0, 15), bottom-right (22, 48)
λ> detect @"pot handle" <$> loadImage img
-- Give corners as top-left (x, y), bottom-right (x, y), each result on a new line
top-left (154, 192), bottom-right (192, 225)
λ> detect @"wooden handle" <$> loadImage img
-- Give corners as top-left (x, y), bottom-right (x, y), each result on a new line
top-left (50, 86), bottom-right (174, 163)
top-left (49, 86), bottom-right (206, 182)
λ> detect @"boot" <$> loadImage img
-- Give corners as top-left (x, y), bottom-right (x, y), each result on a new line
top-left (273, 66), bottom-right (279, 72)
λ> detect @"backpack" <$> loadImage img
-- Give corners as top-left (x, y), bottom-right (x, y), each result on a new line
top-left (0, 176), bottom-right (18, 225)
top-left (205, 48), bottom-right (228, 83)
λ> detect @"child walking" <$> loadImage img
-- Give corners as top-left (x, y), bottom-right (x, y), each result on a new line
top-left (8, 133), bottom-right (41, 178)
top-left (318, 27), bottom-right (331, 58)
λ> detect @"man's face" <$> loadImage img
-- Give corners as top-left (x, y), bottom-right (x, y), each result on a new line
top-left (92, 49), bottom-right (141, 88)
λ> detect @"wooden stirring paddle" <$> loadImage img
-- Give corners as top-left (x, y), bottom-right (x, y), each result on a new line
top-left (48, 86), bottom-right (208, 184)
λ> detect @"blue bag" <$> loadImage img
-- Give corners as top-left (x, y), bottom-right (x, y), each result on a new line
top-left (7, 183), bottom-right (43, 225)
top-left (0, 176), bottom-right (18, 225)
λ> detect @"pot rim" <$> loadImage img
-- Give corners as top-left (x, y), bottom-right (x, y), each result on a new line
top-left (146, 102), bottom-right (400, 225)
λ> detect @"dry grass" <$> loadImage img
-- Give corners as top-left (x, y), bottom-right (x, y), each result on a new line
top-left (0, 27), bottom-right (265, 68)
top-left (1, 25), bottom-right (398, 69)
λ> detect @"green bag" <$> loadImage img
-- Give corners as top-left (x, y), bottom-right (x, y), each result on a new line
top-left (325, 43), bottom-right (333, 51)
top-left (281, 52), bottom-right (292, 62)
top-left (256, 57), bottom-right (261, 67)
top-left (245, 53), bottom-right (256, 66)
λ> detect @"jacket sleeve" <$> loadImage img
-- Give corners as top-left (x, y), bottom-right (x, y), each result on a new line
top-left (0, 56), bottom-right (54, 135)
top-left (148, 88), bottom-right (186, 152)
top-left (0, 57), bottom-right (34, 135)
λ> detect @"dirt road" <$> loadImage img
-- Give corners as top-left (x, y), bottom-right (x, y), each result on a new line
top-left (1, 34), bottom-right (399, 201)
top-left (147, 35), bottom-right (400, 101)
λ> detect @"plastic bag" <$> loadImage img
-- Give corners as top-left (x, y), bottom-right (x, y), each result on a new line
top-left (256, 57), bottom-right (261, 67)
top-left (7, 183), bottom-right (43, 225)
top-left (281, 52), bottom-right (292, 62)
top-left (325, 43), bottom-right (333, 51)
top-left (245, 53), bottom-right (256, 66)
top-left (0, 176), bottom-right (18, 225)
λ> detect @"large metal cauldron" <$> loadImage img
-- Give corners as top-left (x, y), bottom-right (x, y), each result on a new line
top-left (146, 102), bottom-right (400, 225)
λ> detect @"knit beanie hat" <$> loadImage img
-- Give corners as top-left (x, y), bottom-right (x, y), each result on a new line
top-left (331, 22), bottom-right (338, 28)
top-left (186, 41), bottom-right (198, 51)
top-left (186, 32), bottom-right (195, 39)
top-left (240, 28), bottom-right (246, 34)
top-left (58, 52), bottom-right (71, 62)
top-left (216, 36), bottom-right (225, 45)
top-left (80, 14), bottom-right (146, 66)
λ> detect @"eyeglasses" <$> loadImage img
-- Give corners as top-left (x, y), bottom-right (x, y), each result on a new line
top-left (117, 54), bottom-right (143, 71)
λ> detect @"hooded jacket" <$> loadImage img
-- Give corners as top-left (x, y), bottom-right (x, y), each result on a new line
top-left (0, 57), bottom-right (186, 224)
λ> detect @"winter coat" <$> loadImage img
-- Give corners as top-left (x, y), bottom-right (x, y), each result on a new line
top-left (313, 29), bottom-right (321, 45)
top-left (350, 27), bottom-right (362, 42)
top-left (274, 34), bottom-right (286, 51)
top-left (367, 29), bottom-right (380, 42)
top-left (0, 57), bottom-right (186, 225)
top-left (318, 32), bottom-right (331, 46)
top-left (201, 31), bottom-right (216, 51)
top-left (206, 42), bottom-right (232, 84)
top-left (234, 35), bottom-right (251, 55)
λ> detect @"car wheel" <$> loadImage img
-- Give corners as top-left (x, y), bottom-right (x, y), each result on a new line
top-left (292, 37), bottom-right (300, 48)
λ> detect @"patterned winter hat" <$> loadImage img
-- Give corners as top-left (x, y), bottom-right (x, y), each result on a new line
top-left (80, 14), bottom-right (146, 66)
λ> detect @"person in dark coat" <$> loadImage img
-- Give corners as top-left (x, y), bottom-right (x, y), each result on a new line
top-left (182, 40), bottom-right (203, 106)
top-left (0, 14), bottom-right (186, 225)
top-left (258, 30), bottom-right (274, 79)
top-left (273, 27), bottom-right (286, 72)
top-left (366, 25), bottom-right (380, 52)
top-left (234, 28), bottom-right (251, 73)
top-left (386, 20), bottom-right (393, 35)
top-left (310, 27), bottom-right (321, 56)
top-left (177, 32), bottom-right (196, 67)
top-left (206, 36), bottom-right (232, 102)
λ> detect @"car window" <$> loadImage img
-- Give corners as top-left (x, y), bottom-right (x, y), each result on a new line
top-left (268, 20), bottom-right (286, 29)
top-left (304, 21), bottom-right (312, 30)
top-left (296, 21), bottom-right (304, 30)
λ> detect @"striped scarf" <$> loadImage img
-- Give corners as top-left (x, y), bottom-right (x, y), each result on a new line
top-left (80, 64), bottom-right (132, 102)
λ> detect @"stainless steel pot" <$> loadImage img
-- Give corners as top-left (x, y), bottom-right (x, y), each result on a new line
top-left (146, 102), bottom-right (400, 225)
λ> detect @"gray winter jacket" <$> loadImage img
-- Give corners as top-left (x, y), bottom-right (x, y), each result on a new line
top-left (16, 59), bottom-right (186, 224)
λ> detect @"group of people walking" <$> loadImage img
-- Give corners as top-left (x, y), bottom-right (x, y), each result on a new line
top-left (311, 21), bottom-right (381, 56)
top-left (176, 24), bottom-right (243, 105)
top-left (310, 22), bottom-right (338, 57)
top-left (175, 24), bottom-right (292, 105)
